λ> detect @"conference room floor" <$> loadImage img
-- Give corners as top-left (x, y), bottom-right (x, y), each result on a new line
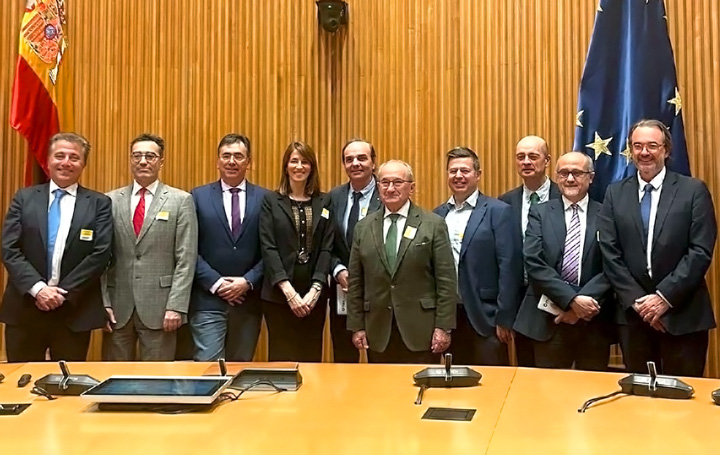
top-left (0, 362), bottom-right (718, 454)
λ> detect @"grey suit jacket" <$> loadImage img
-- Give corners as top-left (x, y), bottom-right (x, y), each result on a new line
top-left (104, 182), bottom-right (198, 330)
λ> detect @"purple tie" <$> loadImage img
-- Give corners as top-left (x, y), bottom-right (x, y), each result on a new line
top-left (560, 204), bottom-right (581, 285)
top-left (230, 188), bottom-right (241, 238)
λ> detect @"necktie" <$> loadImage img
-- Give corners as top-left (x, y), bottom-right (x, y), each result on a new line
top-left (230, 187), bottom-right (242, 238)
top-left (560, 204), bottom-right (581, 285)
top-left (47, 189), bottom-right (66, 277)
top-left (133, 187), bottom-right (147, 236)
top-left (640, 183), bottom-right (653, 242)
top-left (529, 192), bottom-right (540, 205)
top-left (346, 191), bottom-right (363, 246)
top-left (385, 214), bottom-right (400, 271)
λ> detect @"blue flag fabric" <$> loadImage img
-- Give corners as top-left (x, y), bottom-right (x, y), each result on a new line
top-left (573, 0), bottom-right (690, 201)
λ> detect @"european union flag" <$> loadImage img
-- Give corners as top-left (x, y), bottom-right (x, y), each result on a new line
top-left (573, 0), bottom-right (690, 201)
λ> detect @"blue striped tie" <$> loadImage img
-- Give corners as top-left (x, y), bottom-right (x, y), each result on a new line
top-left (560, 204), bottom-right (581, 285)
top-left (47, 189), bottom-right (66, 277)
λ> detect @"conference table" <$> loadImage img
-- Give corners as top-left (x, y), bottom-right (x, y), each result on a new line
top-left (0, 362), bottom-right (718, 454)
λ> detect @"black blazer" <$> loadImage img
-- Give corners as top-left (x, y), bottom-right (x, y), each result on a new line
top-left (598, 171), bottom-right (717, 335)
top-left (514, 198), bottom-right (613, 342)
top-left (0, 183), bottom-right (113, 331)
top-left (259, 192), bottom-right (335, 304)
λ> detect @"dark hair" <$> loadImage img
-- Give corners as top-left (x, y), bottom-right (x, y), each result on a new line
top-left (130, 133), bottom-right (165, 157)
top-left (278, 141), bottom-right (321, 197)
top-left (217, 133), bottom-right (251, 159)
top-left (446, 146), bottom-right (480, 172)
top-left (628, 119), bottom-right (673, 157)
top-left (341, 138), bottom-right (376, 164)
top-left (48, 132), bottom-right (91, 161)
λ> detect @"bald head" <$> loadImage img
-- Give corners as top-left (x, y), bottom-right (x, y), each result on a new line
top-left (514, 135), bottom-right (550, 190)
top-left (555, 151), bottom-right (594, 203)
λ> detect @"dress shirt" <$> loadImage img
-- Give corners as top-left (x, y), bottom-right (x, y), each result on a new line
top-left (383, 200), bottom-right (411, 254)
top-left (561, 194), bottom-right (589, 283)
top-left (521, 176), bottom-right (551, 238)
top-left (444, 189), bottom-right (479, 271)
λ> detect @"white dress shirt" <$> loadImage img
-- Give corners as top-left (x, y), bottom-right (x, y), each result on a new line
top-left (521, 176), bottom-right (551, 238)
top-left (637, 166), bottom-right (666, 279)
top-left (131, 179), bottom-right (160, 216)
top-left (561, 194), bottom-right (589, 284)
top-left (444, 190), bottom-right (479, 271)
top-left (383, 200), bottom-right (411, 254)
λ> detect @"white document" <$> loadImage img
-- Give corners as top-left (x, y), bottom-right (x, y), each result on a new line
top-left (537, 294), bottom-right (562, 316)
top-left (336, 284), bottom-right (347, 315)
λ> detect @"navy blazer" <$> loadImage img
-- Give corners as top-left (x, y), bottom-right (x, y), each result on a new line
top-left (190, 181), bottom-right (269, 313)
top-left (498, 181), bottom-right (562, 248)
top-left (434, 193), bottom-right (522, 337)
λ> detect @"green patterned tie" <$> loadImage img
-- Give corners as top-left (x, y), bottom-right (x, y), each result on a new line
top-left (529, 192), bottom-right (540, 205)
top-left (385, 214), bottom-right (400, 270)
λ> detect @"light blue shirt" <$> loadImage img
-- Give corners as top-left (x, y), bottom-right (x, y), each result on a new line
top-left (444, 190), bottom-right (479, 271)
top-left (342, 177), bottom-right (376, 234)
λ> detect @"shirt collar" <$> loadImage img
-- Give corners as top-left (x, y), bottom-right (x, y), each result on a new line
top-left (49, 180), bottom-right (78, 197)
top-left (523, 176), bottom-right (551, 202)
top-left (384, 200), bottom-right (411, 219)
top-left (447, 189), bottom-right (479, 209)
top-left (562, 194), bottom-right (589, 212)
top-left (349, 177), bottom-right (376, 199)
top-left (133, 179), bottom-right (160, 196)
top-left (637, 166), bottom-right (666, 191)
top-left (221, 179), bottom-right (247, 192)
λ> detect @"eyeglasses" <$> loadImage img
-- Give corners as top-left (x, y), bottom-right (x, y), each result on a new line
top-left (379, 179), bottom-right (412, 189)
top-left (631, 142), bottom-right (665, 153)
top-left (131, 152), bottom-right (161, 163)
top-left (219, 153), bottom-right (248, 163)
top-left (556, 170), bottom-right (592, 180)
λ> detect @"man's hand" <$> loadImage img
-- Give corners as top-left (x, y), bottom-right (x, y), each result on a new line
top-left (335, 270), bottom-right (349, 292)
top-left (570, 295), bottom-right (599, 321)
top-left (554, 308), bottom-right (580, 325)
top-left (163, 310), bottom-right (182, 332)
top-left (431, 329), bottom-right (451, 354)
top-left (104, 307), bottom-right (117, 333)
top-left (352, 330), bottom-right (369, 350)
top-left (217, 277), bottom-right (251, 304)
top-left (35, 286), bottom-right (67, 311)
top-left (634, 294), bottom-right (670, 326)
top-left (496, 326), bottom-right (514, 344)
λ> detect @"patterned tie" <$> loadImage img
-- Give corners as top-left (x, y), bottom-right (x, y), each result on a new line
top-left (385, 214), bottom-right (400, 271)
top-left (560, 204), bottom-right (581, 285)
top-left (230, 187), bottom-right (242, 238)
top-left (640, 183), bottom-right (653, 243)
top-left (133, 187), bottom-right (147, 236)
top-left (346, 191), bottom-right (363, 246)
top-left (529, 192), bottom-right (540, 205)
top-left (47, 189), bottom-right (66, 277)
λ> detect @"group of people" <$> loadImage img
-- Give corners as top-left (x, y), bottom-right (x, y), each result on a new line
top-left (1, 118), bottom-right (716, 377)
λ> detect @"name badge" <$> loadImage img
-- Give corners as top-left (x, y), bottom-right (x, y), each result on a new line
top-left (360, 207), bottom-right (368, 217)
top-left (321, 208), bottom-right (330, 219)
top-left (156, 211), bottom-right (170, 221)
top-left (403, 226), bottom-right (417, 240)
top-left (79, 229), bottom-right (94, 241)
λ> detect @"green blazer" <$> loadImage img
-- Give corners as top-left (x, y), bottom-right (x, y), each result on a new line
top-left (346, 202), bottom-right (457, 352)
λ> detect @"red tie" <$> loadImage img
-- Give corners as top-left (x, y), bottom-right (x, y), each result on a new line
top-left (133, 188), bottom-right (147, 236)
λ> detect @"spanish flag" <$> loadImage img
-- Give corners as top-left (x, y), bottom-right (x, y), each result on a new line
top-left (10, 0), bottom-right (74, 186)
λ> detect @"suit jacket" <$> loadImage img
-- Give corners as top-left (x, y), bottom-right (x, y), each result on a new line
top-left (190, 180), bottom-right (270, 313)
top-left (598, 171), bottom-right (717, 335)
top-left (104, 182), bottom-right (198, 330)
top-left (346, 202), bottom-right (458, 352)
top-left (514, 198), bottom-right (613, 342)
top-left (259, 192), bottom-right (334, 304)
top-left (498, 180), bottom-right (562, 247)
top-left (329, 181), bottom-right (382, 273)
top-left (434, 193), bottom-right (522, 337)
top-left (0, 183), bottom-right (113, 332)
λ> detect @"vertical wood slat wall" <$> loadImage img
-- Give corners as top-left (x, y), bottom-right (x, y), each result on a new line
top-left (0, 0), bottom-right (718, 375)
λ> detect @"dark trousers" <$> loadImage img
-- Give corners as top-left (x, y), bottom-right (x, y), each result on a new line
top-left (448, 305), bottom-right (510, 366)
top-left (514, 284), bottom-right (536, 367)
top-left (262, 299), bottom-right (325, 362)
top-left (328, 301), bottom-right (359, 363)
top-left (619, 315), bottom-right (708, 377)
top-left (367, 319), bottom-right (438, 364)
top-left (4, 323), bottom-right (91, 362)
top-left (533, 321), bottom-right (612, 371)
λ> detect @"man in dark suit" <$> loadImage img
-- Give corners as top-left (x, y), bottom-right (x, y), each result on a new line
top-left (498, 135), bottom-right (561, 367)
top-left (599, 119), bottom-right (717, 377)
top-left (434, 147), bottom-right (521, 365)
top-left (328, 139), bottom-right (382, 362)
top-left (189, 134), bottom-right (269, 361)
top-left (1, 133), bottom-right (113, 362)
top-left (347, 160), bottom-right (457, 363)
top-left (514, 152), bottom-right (614, 371)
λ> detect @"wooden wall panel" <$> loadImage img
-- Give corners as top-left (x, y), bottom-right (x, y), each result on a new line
top-left (1, 0), bottom-right (718, 375)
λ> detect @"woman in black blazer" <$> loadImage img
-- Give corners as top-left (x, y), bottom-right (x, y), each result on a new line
top-left (260, 141), bottom-right (334, 361)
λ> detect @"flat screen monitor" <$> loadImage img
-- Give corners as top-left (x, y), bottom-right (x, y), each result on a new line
top-left (81, 375), bottom-right (233, 404)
